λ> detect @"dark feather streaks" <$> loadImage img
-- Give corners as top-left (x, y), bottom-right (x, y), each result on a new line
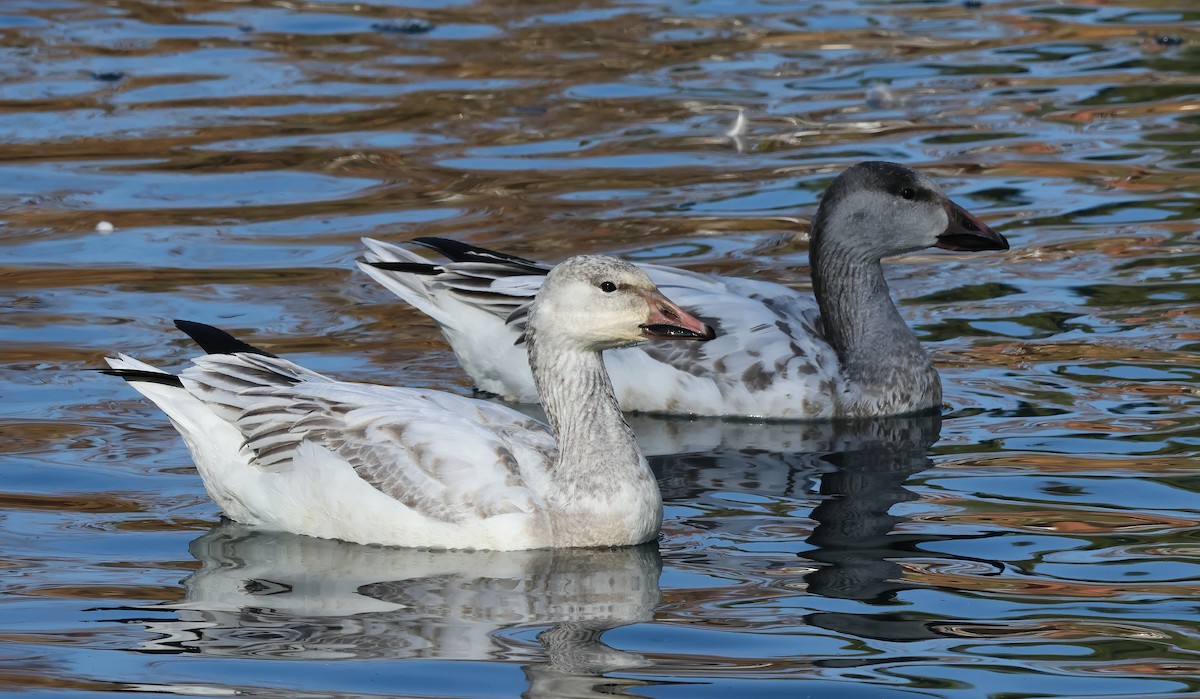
top-left (218, 383), bottom-right (474, 522)
top-left (365, 261), bottom-right (443, 276)
top-left (413, 237), bottom-right (550, 274)
top-left (100, 368), bottom-right (184, 387)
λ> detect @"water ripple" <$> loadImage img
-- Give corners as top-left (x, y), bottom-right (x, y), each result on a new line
top-left (2, 0), bottom-right (1200, 697)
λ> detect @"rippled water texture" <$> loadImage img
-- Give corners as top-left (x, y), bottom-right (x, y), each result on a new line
top-left (3, 0), bottom-right (1199, 697)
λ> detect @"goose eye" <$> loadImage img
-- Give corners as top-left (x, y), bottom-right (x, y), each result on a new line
top-left (599, 281), bottom-right (617, 293)
top-left (900, 187), bottom-right (917, 200)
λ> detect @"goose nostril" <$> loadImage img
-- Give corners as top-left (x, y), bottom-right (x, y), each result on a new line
top-left (659, 305), bottom-right (680, 321)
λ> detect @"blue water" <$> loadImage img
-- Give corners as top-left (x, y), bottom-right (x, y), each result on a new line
top-left (2, 0), bottom-right (1199, 697)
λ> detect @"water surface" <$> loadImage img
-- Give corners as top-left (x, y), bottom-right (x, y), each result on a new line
top-left (2, 0), bottom-right (1199, 697)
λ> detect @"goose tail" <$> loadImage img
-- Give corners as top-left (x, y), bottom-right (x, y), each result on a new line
top-left (102, 354), bottom-right (183, 388)
top-left (358, 237), bottom-right (450, 324)
top-left (100, 353), bottom-right (219, 441)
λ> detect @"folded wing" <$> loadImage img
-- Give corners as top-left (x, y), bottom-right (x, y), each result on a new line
top-left (178, 352), bottom-right (557, 523)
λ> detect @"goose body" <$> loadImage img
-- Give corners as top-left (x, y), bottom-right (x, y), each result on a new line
top-left (361, 161), bottom-right (1009, 420)
top-left (105, 257), bottom-right (714, 550)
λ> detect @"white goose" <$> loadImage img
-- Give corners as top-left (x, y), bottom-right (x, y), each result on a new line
top-left (104, 256), bottom-right (714, 550)
top-left (361, 161), bottom-right (1008, 420)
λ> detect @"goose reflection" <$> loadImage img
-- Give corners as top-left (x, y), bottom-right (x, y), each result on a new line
top-left (777, 412), bottom-right (990, 643)
top-left (639, 411), bottom-right (940, 519)
top-left (138, 523), bottom-right (662, 697)
top-left (802, 413), bottom-right (942, 603)
top-left (639, 412), bottom-right (1001, 645)
top-left (643, 411), bottom-right (948, 643)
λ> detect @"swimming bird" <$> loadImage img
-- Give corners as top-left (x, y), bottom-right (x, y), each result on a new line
top-left (103, 256), bottom-right (715, 550)
top-left (361, 161), bottom-right (1008, 419)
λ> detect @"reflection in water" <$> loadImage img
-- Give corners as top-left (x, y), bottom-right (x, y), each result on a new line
top-left (803, 415), bottom-right (941, 605)
top-left (7, 0), bottom-right (1200, 694)
top-left (794, 413), bottom-right (1009, 644)
top-left (123, 415), bottom-right (951, 694)
top-left (628, 412), bottom-right (930, 458)
top-left (647, 412), bottom-right (965, 645)
top-left (648, 412), bottom-right (962, 643)
top-left (647, 411), bottom-right (941, 509)
top-left (136, 524), bottom-right (661, 697)
top-left (800, 421), bottom-right (948, 642)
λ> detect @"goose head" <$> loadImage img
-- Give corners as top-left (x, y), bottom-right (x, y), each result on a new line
top-left (530, 255), bottom-right (716, 351)
top-left (813, 161), bottom-right (1008, 259)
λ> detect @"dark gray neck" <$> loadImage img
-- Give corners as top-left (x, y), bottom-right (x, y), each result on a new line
top-left (811, 239), bottom-right (940, 415)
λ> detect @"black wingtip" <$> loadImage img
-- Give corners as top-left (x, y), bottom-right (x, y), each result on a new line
top-left (173, 320), bottom-right (277, 358)
top-left (362, 260), bottom-right (444, 275)
top-left (100, 368), bottom-right (184, 387)
top-left (412, 237), bottom-right (548, 273)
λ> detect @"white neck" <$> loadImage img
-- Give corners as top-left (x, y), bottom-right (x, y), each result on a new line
top-left (526, 331), bottom-right (661, 547)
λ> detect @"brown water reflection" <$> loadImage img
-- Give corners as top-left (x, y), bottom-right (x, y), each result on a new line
top-left (2, 0), bottom-right (1200, 697)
